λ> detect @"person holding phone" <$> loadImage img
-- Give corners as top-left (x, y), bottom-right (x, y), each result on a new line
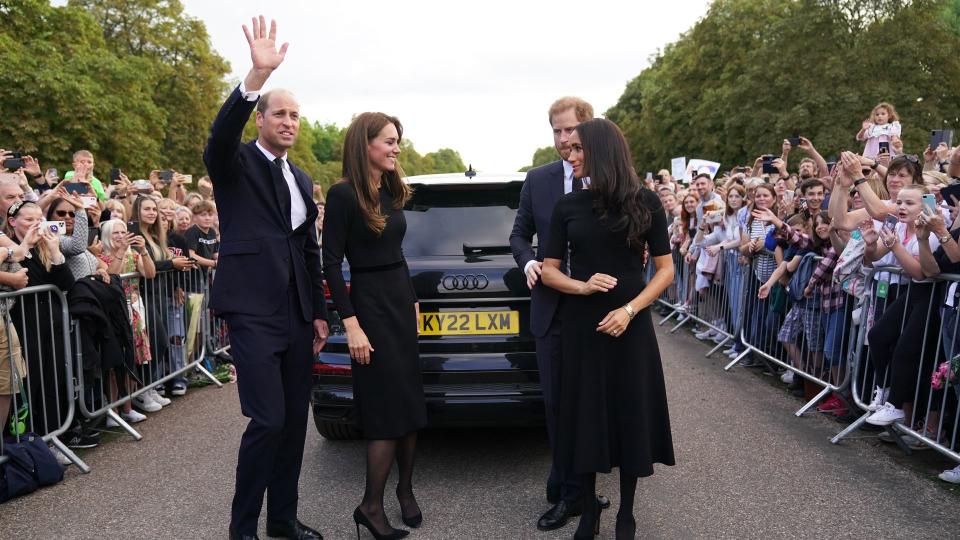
top-left (862, 185), bottom-right (941, 428)
top-left (62, 150), bottom-right (107, 202)
top-left (856, 102), bottom-right (902, 159)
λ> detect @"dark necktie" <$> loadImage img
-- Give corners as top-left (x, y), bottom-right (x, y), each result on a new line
top-left (572, 176), bottom-right (583, 192)
top-left (273, 157), bottom-right (292, 220)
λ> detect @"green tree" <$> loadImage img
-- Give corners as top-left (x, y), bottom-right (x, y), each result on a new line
top-left (0, 0), bottom-right (166, 178)
top-left (423, 148), bottom-right (465, 173)
top-left (68, 0), bottom-right (230, 176)
top-left (605, 0), bottom-right (960, 173)
top-left (311, 121), bottom-right (345, 163)
top-left (519, 146), bottom-right (558, 172)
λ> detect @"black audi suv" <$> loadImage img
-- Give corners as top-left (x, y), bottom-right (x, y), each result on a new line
top-left (311, 171), bottom-right (541, 439)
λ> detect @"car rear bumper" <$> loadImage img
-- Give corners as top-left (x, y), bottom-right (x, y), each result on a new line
top-left (311, 351), bottom-right (544, 429)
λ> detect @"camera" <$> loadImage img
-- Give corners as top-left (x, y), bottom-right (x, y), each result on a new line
top-left (158, 170), bottom-right (174, 183)
top-left (2, 152), bottom-right (24, 171)
top-left (787, 137), bottom-right (801, 147)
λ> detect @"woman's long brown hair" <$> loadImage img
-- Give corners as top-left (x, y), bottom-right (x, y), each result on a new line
top-left (341, 112), bottom-right (411, 234)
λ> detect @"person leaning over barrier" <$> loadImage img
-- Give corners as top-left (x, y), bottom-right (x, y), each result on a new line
top-left (7, 201), bottom-right (76, 439)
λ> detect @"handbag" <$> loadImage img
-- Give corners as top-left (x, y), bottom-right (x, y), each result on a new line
top-left (0, 432), bottom-right (64, 502)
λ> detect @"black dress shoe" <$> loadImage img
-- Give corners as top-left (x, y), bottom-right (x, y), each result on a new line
top-left (537, 500), bottom-right (582, 531)
top-left (265, 519), bottom-right (323, 540)
top-left (229, 525), bottom-right (260, 540)
top-left (546, 484), bottom-right (560, 505)
top-left (597, 494), bottom-right (611, 510)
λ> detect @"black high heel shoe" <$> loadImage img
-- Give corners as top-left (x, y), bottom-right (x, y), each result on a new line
top-left (573, 498), bottom-right (605, 538)
top-left (352, 507), bottom-right (409, 540)
top-left (396, 487), bottom-right (423, 528)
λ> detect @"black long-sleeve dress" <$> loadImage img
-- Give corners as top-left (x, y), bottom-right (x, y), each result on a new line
top-left (545, 188), bottom-right (675, 478)
top-left (322, 181), bottom-right (426, 439)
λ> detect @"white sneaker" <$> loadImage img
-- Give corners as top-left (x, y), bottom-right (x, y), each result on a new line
top-left (939, 465), bottom-right (960, 484)
top-left (122, 409), bottom-right (147, 423)
top-left (695, 328), bottom-right (717, 340)
top-left (865, 402), bottom-right (905, 426)
top-left (780, 370), bottom-right (795, 384)
top-left (866, 386), bottom-right (890, 412)
top-left (711, 332), bottom-right (727, 344)
top-left (133, 392), bottom-right (162, 413)
top-left (727, 350), bottom-right (741, 358)
top-left (149, 388), bottom-right (171, 407)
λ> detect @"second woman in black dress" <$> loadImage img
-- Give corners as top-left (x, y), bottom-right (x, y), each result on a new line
top-left (322, 112), bottom-right (425, 540)
top-left (541, 119), bottom-right (676, 539)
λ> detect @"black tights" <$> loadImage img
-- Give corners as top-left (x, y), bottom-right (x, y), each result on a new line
top-left (359, 432), bottom-right (419, 534)
top-left (575, 471), bottom-right (639, 539)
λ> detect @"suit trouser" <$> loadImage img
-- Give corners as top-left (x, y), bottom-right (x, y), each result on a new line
top-left (225, 286), bottom-right (314, 534)
top-left (535, 315), bottom-right (581, 504)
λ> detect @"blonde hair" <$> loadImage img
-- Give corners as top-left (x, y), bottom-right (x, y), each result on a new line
top-left (99, 219), bottom-right (127, 253)
top-left (872, 102), bottom-right (900, 123)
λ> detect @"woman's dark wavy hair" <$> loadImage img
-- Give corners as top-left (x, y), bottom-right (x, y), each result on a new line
top-left (576, 118), bottom-right (651, 250)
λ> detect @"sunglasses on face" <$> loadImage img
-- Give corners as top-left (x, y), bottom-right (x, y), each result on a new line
top-left (55, 210), bottom-right (75, 218)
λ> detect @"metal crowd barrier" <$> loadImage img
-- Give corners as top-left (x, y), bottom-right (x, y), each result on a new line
top-left (0, 285), bottom-right (88, 473)
top-left (831, 267), bottom-right (960, 464)
top-left (74, 268), bottom-right (222, 441)
top-left (727, 252), bottom-right (856, 417)
top-left (656, 247), bottom-right (960, 464)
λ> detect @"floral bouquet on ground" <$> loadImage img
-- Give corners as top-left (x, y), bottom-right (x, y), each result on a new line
top-left (931, 354), bottom-right (960, 390)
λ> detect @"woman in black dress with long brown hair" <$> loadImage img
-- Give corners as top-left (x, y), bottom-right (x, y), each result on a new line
top-left (541, 118), bottom-right (676, 539)
top-left (322, 112), bottom-right (425, 540)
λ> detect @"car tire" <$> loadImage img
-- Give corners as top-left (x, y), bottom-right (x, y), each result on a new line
top-left (313, 414), bottom-right (362, 440)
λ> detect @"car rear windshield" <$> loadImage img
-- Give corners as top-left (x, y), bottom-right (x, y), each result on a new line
top-left (403, 182), bottom-right (522, 257)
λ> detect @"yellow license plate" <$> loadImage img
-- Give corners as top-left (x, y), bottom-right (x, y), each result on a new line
top-left (420, 310), bottom-right (519, 336)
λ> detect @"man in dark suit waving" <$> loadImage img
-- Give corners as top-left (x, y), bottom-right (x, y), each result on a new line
top-left (510, 97), bottom-right (608, 532)
top-left (204, 16), bottom-right (328, 540)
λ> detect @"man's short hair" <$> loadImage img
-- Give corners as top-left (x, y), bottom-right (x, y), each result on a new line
top-left (548, 97), bottom-right (594, 126)
top-left (72, 149), bottom-right (93, 162)
top-left (192, 200), bottom-right (216, 215)
top-left (799, 178), bottom-right (825, 194)
top-left (693, 173), bottom-right (712, 183)
top-left (256, 89), bottom-right (298, 115)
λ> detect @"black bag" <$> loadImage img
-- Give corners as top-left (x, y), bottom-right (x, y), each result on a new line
top-left (0, 433), bottom-right (64, 503)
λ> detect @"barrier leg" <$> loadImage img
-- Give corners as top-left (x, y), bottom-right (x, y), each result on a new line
top-left (795, 385), bottom-right (831, 417)
top-left (706, 336), bottom-right (730, 358)
top-left (723, 349), bottom-right (750, 371)
top-left (194, 362), bottom-right (224, 388)
top-left (48, 435), bottom-right (91, 474)
top-left (830, 412), bottom-right (870, 444)
top-left (105, 408), bottom-right (143, 441)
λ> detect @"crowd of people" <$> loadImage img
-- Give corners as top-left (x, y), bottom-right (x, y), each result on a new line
top-left (649, 101), bottom-right (960, 484)
top-left (0, 145), bottom-right (325, 465)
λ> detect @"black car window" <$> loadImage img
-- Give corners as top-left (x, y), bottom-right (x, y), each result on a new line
top-left (403, 182), bottom-right (522, 257)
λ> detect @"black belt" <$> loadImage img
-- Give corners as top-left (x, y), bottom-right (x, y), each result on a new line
top-left (350, 260), bottom-right (405, 274)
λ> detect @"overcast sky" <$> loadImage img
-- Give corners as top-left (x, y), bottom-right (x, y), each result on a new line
top-left (180, 1), bottom-right (712, 172)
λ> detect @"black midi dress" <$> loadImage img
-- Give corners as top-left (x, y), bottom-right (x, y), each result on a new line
top-left (322, 181), bottom-right (426, 440)
top-left (545, 188), bottom-right (676, 478)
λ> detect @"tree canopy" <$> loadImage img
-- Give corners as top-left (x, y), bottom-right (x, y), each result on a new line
top-left (604, 0), bottom-right (960, 173)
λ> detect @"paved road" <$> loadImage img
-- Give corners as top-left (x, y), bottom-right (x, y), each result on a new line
top-left (2, 324), bottom-right (959, 539)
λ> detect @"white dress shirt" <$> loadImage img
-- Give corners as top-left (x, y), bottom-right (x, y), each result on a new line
top-left (238, 83), bottom-right (308, 230)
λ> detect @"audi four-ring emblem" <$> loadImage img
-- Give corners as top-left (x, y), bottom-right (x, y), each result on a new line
top-left (441, 274), bottom-right (489, 290)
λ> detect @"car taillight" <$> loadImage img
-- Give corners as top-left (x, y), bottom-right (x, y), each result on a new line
top-left (313, 362), bottom-right (352, 376)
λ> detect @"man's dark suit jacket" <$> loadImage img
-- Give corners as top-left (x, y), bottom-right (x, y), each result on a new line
top-left (203, 87), bottom-right (327, 323)
top-left (510, 160), bottom-right (566, 338)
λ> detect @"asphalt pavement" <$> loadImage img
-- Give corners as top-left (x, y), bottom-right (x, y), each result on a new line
top-left (2, 323), bottom-right (959, 539)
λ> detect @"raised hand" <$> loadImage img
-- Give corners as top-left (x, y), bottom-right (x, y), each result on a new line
top-left (243, 15), bottom-right (289, 84)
